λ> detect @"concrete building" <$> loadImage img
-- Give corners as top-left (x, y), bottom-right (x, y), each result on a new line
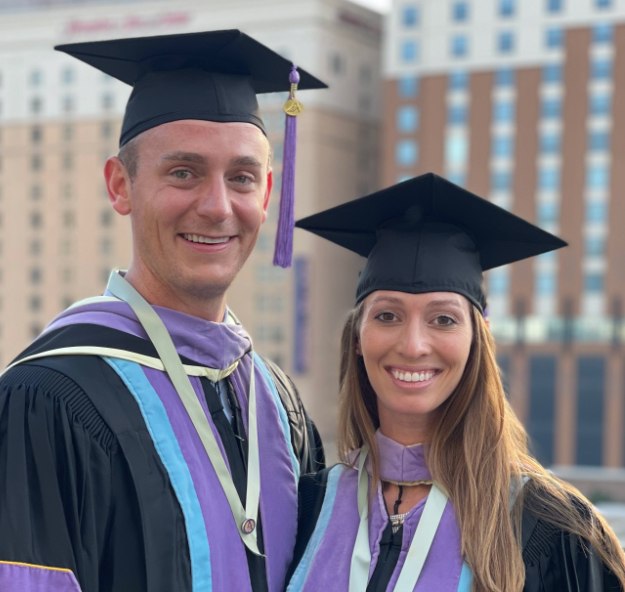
top-left (0, 0), bottom-right (382, 452)
top-left (382, 0), bottom-right (625, 476)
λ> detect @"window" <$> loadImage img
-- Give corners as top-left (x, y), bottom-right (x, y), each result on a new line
top-left (593, 23), bottom-right (613, 43)
top-left (497, 31), bottom-right (515, 53)
top-left (588, 130), bottom-right (609, 151)
top-left (586, 166), bottom-right (609, 190)
top-left (499, 0), bottom-right (516, 17)
top-left (575, 357), bottom-right (605, 466)
top-left (63, 153), bottom-right (73, 170)
top-left (591, 57), bottom-right (612, 79)
top-left (491, 170), bottom-right (511, 190)
top-left (449, 70), bottom-right (468, 90)
top-left (395, 140), bottom-right (418, 166)
top-left (585, 235), bottom-right (605, 257)
top-left (546, 0), bottom-right (563, 13)
top-left (595, 0), bottom-right (612, 8)
top-left (62, 95), bottom-right (74, 113)
top-left (589, 93), bottom-right (611, 116)
top-left (30, 267), bottom-right (42, 284)
top-left (584, 273), bottom-right (604, 292)
top-left (493, 101), bottom-right (515, 122)
top-left (400, 40), bottom-right (419, 63)
top-left (29, 69), bottom-right (42, 86)
top-left (329, 52), bottom-right (344, 74)
top-left (492, 135), bottom-right (514, 158)
top-left (31, 126), bottom-right (42, 143)
top-left (30, 97), bottom-right (42, 114)
top-left (528, 356), bottom-right (556, 465)
top-left (398, 76), bottom-right (419, 98)
top-left (101, 93), bottom-right (113, 110)
top-left (31, 154), bottom-right (42, 171)
top-left (586, 199), bottom-right (607, 221)
top-left (542, 64), bottom-right (562, 84)
top-left (452, 1), bottom-right (469, 21)
top-left (448, 104), bottom-right (467, 125)
top-left (545, 26), bottom-right (563, 48)
top-left (396, 106), bottom-right (419, 133)
top-left (401, 4), bottom-right (419, 26)
top-left (445, 134), bottom-right (467, 165)
top-left (100, 209), bottom-right (113, 227)
top-left (538, 167), bottom-right (559, 190)
top-left (489, 269), bottom-right (509, 294)
top-left (451, 34), bottom-right (469, 58)
top-left (540, 131), bottom-right (560, 153)
top-left (538, 201), bottom-right (558, 224)
top-left (495, 68), bottom-right (515, 86)
top-left (61, 67), bottom-right (74, 84)
top-left (541, 97), bottom-right (561, 119)
top-left (30, 185), bottom-right (41, 201)
top-left (536, 271), bottom-right (556, 295)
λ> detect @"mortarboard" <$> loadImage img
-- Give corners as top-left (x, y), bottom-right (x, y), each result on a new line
top-left (55, 29), bottom-right (327, 267)
top-left (295, 172), bottom-right (567, 311)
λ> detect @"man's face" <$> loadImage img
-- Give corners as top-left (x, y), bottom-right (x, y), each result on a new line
top-left (107, 119), bottom-right (272, 319)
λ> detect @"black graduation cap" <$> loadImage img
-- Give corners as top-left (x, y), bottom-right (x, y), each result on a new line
top-left (55, 29), bottom-right (327, 268)
top-left (295, 172), bottom-right (567, 311)
top-left (55, 29), bottom-right (326, 145)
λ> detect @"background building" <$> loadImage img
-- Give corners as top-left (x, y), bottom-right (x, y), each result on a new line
top-left (0, 0), bottom-right (382, 454)
top-left (382, 0), bottom-right (625, 496)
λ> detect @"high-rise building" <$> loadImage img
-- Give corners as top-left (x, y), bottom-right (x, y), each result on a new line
top-left (382, 0), bottom-right (625, 479)
top-left (0, 0), bottom-right (382, 453)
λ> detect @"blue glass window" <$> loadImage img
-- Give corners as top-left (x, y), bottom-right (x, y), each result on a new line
top-left (585, 235), bottom-right (605, 257)
top-left (584, 273), bottom-right (604, 292)
top-left (592, 23), bottom-right (613, 43)
top-left (398, 76), bottom-right (419, 98)
top-left (540, 131), bottom-right (560, 153)
top-left (401, 5), bottom-right (420, 26)
top-left (538, 201), bottom-right (558, 224)
top-left (589, 93), bottom-right (611, 116)
top-left (499, 0), bottom-right (516, 17)
top-left (591, 57), bottom-right (612, 79)
top-left (395, 140), bottom-right (418, 166)
top-left (546, 0), bottom-right (564, 13)
top-left (542, 64), bottom-right (562, 83)
top-left (587, 166), bottom-right (609, 190)
top-left (588, 130), bottom-right (610, 151)
top-left (536, 271), bottom-right (556, 295)
top-left (491, 170), bottom-right (512, 190)
top-left (493, 101), bottom-right (515, 122)
top-left (446, 135), bottom-right (468, 164)
top-left (401, 40), bottom-right (419, 63)
top-left (545, 27), bottom-right (563, 48)
top-left (452, 1), bottom-right (469, 21)
top-left (448, 104), bottom-right (468, 125)
top-left (489, 270), bottom-right (509, 294)
top-left (586, 199), bottom-right (607, 221)
top-left (498, 31), bottom-right (515, 53)
top-left (396, 105), bottom-right (419, 132)
top-left (446, 171), bottom-right (466, 186)
top-left (595, 0), bottom-right (612, 9)
top-left (449, 70), bottom-right (468, 90)
top-left (539, 167), bottom-right (560, 190)
top-left (451, 34), bottom-right (469, 57)
top-left (492, 135), bottom-right (514, 157)
top-left (541, 97), bottom-right (561, 119)
top-left (495, 68), bottom-right (515, 86)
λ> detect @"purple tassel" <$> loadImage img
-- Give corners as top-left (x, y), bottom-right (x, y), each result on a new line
top-left (273, 65), bottom-right (302, 268)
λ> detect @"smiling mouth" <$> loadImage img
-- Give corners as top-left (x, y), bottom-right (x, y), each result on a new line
top-left (391, 369), bottom-right (436, 383)
top-left (182, 233), bottom-right (230, 244)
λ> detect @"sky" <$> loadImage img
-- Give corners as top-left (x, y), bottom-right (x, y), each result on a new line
top-left (352, 0), bottom-right (392, 13)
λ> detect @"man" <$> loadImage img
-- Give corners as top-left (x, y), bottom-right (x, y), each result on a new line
top-left (0, 30), bottom-right (324, 592)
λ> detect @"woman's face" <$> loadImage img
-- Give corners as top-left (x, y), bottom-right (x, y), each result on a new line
top-left (358, 290), bottom-right (473, 443)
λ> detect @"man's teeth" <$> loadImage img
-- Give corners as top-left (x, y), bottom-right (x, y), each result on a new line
top-left (391, 369), bottom-right (435, 383)
top-left (184, 234), bottom-right (229, 244)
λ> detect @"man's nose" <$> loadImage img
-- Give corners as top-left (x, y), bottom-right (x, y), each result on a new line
top-left (196, 177), bottom-right (233, 221)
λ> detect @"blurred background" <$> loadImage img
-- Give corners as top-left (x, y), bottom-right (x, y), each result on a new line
top-left (0, 0), bottom-right (623, 542)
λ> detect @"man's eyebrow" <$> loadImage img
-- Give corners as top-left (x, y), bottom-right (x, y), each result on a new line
top-left (231, 155), bottom-right (263, 168)
top-left (161, 151), bottom-right (207, 165)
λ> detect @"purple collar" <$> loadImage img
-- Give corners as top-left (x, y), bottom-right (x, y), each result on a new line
top-left (373, 430), bottom-right (431, 483)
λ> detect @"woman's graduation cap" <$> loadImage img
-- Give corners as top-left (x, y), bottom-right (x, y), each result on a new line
top-left (55, 29), bottom-right (327, 267)
top-left (296, 172), bottom-right (567, 311)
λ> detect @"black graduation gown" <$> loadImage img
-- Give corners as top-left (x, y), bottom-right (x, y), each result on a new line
top-left (292, 470), bottom-right (623, 591)
top-left (0, 324), bottom-right (324, 592)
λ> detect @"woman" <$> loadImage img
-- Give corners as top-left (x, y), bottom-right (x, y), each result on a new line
top-left (288, 173), bottom-right (625, 591)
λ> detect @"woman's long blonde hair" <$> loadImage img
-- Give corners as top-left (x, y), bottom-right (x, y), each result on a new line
top-left (338, 301), bottom-right (625, 591)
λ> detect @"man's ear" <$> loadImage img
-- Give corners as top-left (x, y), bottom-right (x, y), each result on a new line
top-left (261, 169), bottom-right (273, 222)
top-left (104, 156), bottom-right (132, 216)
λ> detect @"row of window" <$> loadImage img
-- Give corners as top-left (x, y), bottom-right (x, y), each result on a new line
top-left (400, 23), bottom-right (614, 63)
top-left (489, 269), bottom-right (606, 298)
top-left (401, 0), bottom-right (615, 28)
